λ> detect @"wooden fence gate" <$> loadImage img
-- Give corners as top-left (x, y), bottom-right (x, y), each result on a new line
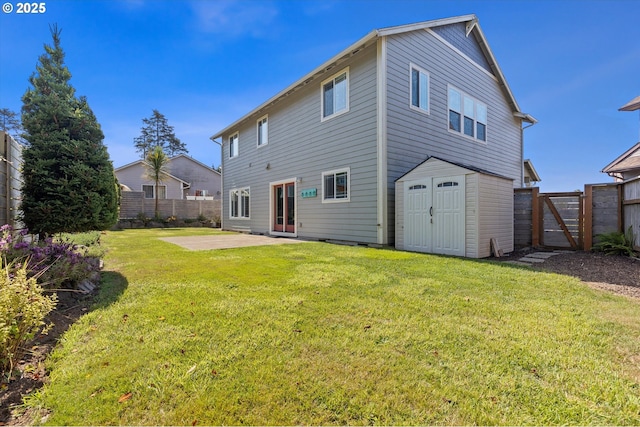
top-left (515, 183), bottom-right (627, 251)
top-left (539, 192), bottom-right (583, 249)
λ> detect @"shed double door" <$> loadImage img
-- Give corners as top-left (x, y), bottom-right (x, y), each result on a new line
top-left (404, 176), bottom-right (465, 256)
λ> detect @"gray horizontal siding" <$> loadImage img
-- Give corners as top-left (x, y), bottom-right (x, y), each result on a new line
top-left (384, 27), bottom-right (522, 243)
top-left (222, 45), bottom-right (380, 243)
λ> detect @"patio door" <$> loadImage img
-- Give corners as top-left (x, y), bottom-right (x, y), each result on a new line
top-left (273, 182), bottom-right (295, 233)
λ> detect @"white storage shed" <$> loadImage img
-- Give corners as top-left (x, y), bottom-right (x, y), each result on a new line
top-left (395, 157), bottom-right (514, 258)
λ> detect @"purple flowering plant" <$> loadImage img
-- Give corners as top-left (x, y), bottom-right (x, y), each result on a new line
top-left (0, 225), bottom-right (100, 289)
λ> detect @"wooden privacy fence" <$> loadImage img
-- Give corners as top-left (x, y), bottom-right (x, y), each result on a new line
top-left (119, 191), bottom-right (221, 221)
top-left (0, 131), bottom-right (23, 227)
top-left (515, 181), bottom-right (637, 250)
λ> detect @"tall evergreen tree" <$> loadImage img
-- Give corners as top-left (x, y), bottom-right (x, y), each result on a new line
top-left (134, 109), bottom-right (188, 158)
top-left (20, 25), bottom-right (119, 237)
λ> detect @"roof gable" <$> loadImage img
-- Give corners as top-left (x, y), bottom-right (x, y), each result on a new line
top-left (211, 14), bottom-right (533, 140)
top-left (602, 142), bottom-right (640, 173)
top-left (396, 156), bottom-right (513, 182)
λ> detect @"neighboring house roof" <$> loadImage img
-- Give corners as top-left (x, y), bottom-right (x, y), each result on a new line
top-left (211, 14), bottom-right (536, 140)
top-left (523, 159), bottom-right (541, 182)
top-left (114, 158), bottom-right (191, 188)
top-left (169, 154), bottom-right (221, 176)
top-left (619, 96), bottom-right (640, 111)
top-left (601, 142), bottom-right (640, 175)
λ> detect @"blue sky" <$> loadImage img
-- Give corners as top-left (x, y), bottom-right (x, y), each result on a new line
top-left (1, 0), bottom-right (639, 192)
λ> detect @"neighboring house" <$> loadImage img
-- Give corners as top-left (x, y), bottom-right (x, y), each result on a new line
top-left (523, 159), bottom-right (541, 187)
top-left (602, 96), bottom-right (640, 182)
top-left (211, 14), bottom-right (535, 257)
top-left (601, 142), bottom-right (640, 182)
top-left (115, 154), bottom-right (221, 200)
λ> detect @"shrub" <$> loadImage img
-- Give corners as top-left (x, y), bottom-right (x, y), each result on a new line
top-left (0, 225), bottom-right (101, 289)
top-left (593, 226), bottom-right (637, 257)
top-left (0, 262), bottom-right (57, 378)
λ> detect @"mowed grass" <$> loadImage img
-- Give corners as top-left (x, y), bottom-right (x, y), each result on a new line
top-left (27, 228), bottom-right (640, 425)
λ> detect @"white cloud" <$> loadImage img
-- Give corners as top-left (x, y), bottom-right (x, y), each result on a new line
top-left (189, 0), bottom-right (279, 37)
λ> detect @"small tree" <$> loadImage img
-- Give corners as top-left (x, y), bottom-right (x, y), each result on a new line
top-left (20, 25), bottom-right (119, 237)
top-left (145, 146), bottom-right (169, 219)
top-left (135, 110), bottom-right (188, 158)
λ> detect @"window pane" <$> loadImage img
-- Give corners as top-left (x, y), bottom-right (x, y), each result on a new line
top-left (476, 103), bottom-right (487, 124)
top-left (335, 172), bottom-right (348, 198)
top-left (449, 110), bottom-right (461, 132)
top-left (323, 81), bottom-right (334, 117)
top-left (334, 73), bottom-right (347, 113)
top-left (419, 72), bottom-right (428, 111)
top-left (158, 186), bottom-right (166, 199)
top-left (464, 96), bottom-right (474, 118)
top-left (231, 191), bottom-right (238, 218)
top-left (477, 122), bottom-right (486, 141)
top-left (448, 87), bottom-right (461, 112)
top-left (324, 174), bottom-right (335, 199)
top-left (258, 119), bottom-right (267, 146)
top-left (411, 68), bottom-right (419, 107)
top-left (464, 116), bottom-right (474, 137)
top-left (143, 185), bottom-right (153, 199)
top-left (241, 189), bottom-right (250, 218)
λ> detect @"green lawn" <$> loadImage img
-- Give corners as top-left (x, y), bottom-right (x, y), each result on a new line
top-left (27, 228), bottom-right (640, 425)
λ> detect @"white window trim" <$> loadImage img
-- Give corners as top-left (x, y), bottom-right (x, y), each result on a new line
top-left (257, 115), bottom-right (268, 148)
top-left (447, 84), bottom-right (487, 144)
top-left (142, 184), bottom-right (167, 199)
top-left (321, 167), bottom-right (350, 203)
top-left (229, 132), bottom-right (239, 159)
top-left (409, 63), bottom-right (430, 115)
top-left (320, 67), bottom-right (350, 122)
top-left (229, 187), bottom-right (250, 219)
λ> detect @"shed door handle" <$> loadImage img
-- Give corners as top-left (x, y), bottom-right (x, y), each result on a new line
top-left (430, 207), bottom-right (433, 216)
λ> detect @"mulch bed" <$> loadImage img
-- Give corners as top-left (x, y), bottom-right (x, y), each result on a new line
top-left (1, 250), bottom-right (638, 425)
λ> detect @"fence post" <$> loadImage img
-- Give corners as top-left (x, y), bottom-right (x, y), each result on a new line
top-left (531, 186), bottom-right (540, 248)
top-left (584, 184), bottom-right (593, 250)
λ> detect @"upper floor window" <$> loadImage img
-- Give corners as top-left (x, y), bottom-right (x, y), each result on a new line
top-left (321, 68), bottom-right (349, 121)
top-left (448, 86), bottom-right (487, 142)
top-left (410, 64), bottom-right (429, 114)
top-left (322, 168), bottom-right (350, 203)
top-left (257, 116), bottom-right (268, 147)
top-left (229, 132), bottom-right (239, 158)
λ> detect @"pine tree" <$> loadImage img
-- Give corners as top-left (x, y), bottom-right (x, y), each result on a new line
top-left (134, 109), bottom-right (188, 158)
top-left (20, 25), bottom-right (119, 237)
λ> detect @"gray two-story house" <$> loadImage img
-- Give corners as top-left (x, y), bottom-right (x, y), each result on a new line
top-left (211, 15), bottom-right (535, 257)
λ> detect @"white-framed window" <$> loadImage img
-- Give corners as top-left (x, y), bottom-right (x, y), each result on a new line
top-left (257, 115), bottom-right (268, 147)
top-left (322, 168), bottom-right (350, 203)
top-left (410, 63), bottom-right (430, 114)
top-left (229, 132), bottom-right (239, 158)
top-left (142, 185), bottom-right (166, 199)
top-left (321, 67), bottom-right (349, 121)
top-left (448, 85), bottom-right (487, 142)
top-left (230, 187), bottom-right (250, 219)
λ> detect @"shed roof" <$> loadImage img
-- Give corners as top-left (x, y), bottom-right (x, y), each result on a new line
top-left (211, 14), bottom-right (535, 141)
top-left (396, 156), bottom-right (513, 182)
